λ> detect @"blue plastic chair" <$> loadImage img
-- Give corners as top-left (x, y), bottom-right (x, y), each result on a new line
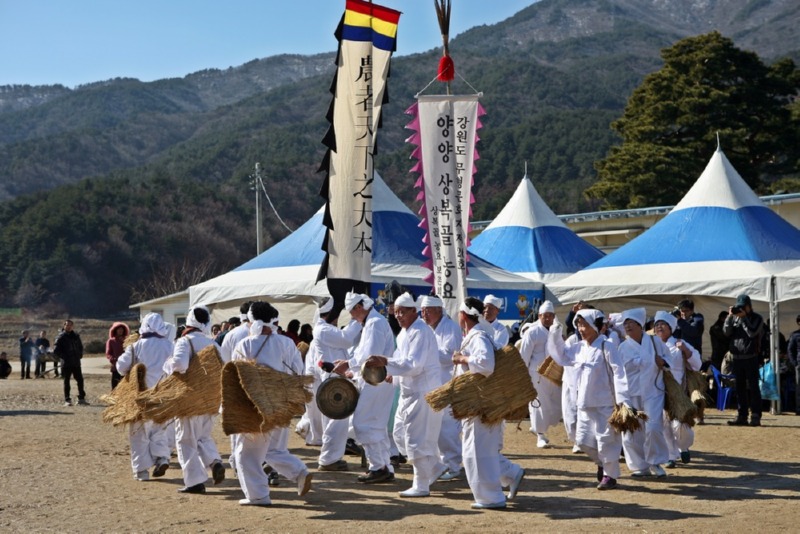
top-left (710, 365), bottom-right (735, 411)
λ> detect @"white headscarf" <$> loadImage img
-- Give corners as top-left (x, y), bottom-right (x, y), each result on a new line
top-left (344, 292), bottom-right (362, 312)
top-left (621, 307), bottom-right (647, 328)
top-left (654, 310), bottom-right (677, 332)
top-left (249, 316), bottom-right (280, 337)
top-left (538, 300), bottom-right (555, 314)
top-left (573, 309), bottom-right (605, 332)
top-left (186, 305), bottom-right (211, 334)
top-left (313, 297), bottom-right (335, 324)
top-left (140, 312), bottom-right (169, 338)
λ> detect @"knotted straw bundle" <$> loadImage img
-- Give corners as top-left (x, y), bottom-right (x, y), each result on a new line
top-left (101, 363), bottom-right (147, 427)
top-left (685, 368), bottom-right (709, 419)
top-left (123, 331), bottom-right (140, 349)
top-left (296, 342), bottom-right (310, 360)
top-left (137, 344), bottom-right (223, 424)
top-left (663, 369), bottom-right (696, 426)
top-left (537, 355), bottom-right (564, 387)
top-left (608, 403), bottom-right (649, 434)
top-left (221, 360), bottom-right (313, 436)
top-left (426, 345), bottom-right (537, 426)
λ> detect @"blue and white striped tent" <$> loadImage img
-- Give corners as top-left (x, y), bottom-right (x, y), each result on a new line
top-left (190, 173), bottom-right (540, 322)
top-left (469, 172), bottom-right (604, 283)
top-left (549, 148), bottom-right (800, 305)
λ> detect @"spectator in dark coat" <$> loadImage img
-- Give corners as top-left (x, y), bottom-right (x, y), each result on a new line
top-left (54, 320), bottom-right (88, 406)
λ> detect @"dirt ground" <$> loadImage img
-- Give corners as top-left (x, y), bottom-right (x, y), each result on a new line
top-left (1, 368), bottom-right (799, 534)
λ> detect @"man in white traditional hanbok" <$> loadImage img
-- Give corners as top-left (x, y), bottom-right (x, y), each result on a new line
top-left (333, 292), bottom-right (396, 484)
top-left (482, 295), bottom-right (509, 348)
top-left (653, 310), bottom-right (702, 468)
top-left (116, 312), bottom-right (173, 481)
top-left (454, 297), bottom-right (525, 510)
top-left (518, 300), bottom-right (562, 449)
top-left (547, 308), bottom-right (631, 490)
top-left (618, 308), bottom-right (670, 478)
top-left (420, 294), bottom-right (464, 481)
top-left (309, 297), bottom-right (361, 471)
top-left (365, 292), bottom-right (446, 497)
top-left (163, 306), bottom-right (225, 494)
top-left (231, 301), bottom-right (313, 506)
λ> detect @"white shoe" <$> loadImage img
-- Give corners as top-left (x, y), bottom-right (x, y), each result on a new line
top-left (438, 468), bottom-right (465, 481)
top-left (239, 497), bottom-right (272, 506)
top-left (536, 435), bottom-right (550, 449)
top-left (572, 444), bottom-right (582, 454)
top-left (631, 469), bottom-right (652, 477)
top-left (297, 471), bottom-right (313, 496)
top-left (134, 470), bottom-right (150, 481)
top-left (507, 469), bottom-right (525, 500)
top-left (399, 487), bottom-right (430, 498)
top-left (650, 465), bottom-right (667, 478)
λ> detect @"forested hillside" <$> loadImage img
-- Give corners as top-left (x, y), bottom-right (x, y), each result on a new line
top-left (1, 0), bottom-right (798, 314)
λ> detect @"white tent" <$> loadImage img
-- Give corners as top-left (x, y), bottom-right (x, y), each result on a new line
top-left (469, 171), bottom-right (604, 284)
top-left (548, 148), bottom-right (800, 408)
top-left (190, 173), bottom-right (541, 323)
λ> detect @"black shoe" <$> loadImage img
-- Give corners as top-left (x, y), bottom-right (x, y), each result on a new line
top-left (178, 483), bottom-right (206, 494)
top-left (268, 471), bottom-right (280, 487)
top-left (727, 418), bottom-right (748, 426)
top-left (345, 438), bottom-right (364, 456)
top-left (596, 465), bottom-right (604, 482)
top-left (211, 461), bottom-right (225, 485)
top-left (748, 419), bottom-right (761, 427)
top-left (319, 459), bottom-right (348, 472)
top-left (262, 463), bottom-right (274, 476)
top-left (390, 454), bottom-right (407, 468)
top-left (357, 467), bottom-right (394, 484)
top-left (152, 459), bottom-right (170, 478)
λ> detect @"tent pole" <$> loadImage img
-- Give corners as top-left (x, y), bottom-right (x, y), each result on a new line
top-left (770, 275), bottom-right (781, 415)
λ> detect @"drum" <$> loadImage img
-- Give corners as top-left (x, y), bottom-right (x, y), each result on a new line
top-left (316, 375), bottom-right (359, 420)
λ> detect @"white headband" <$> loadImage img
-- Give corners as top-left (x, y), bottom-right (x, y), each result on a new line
top-left (394, 292), bottom-right (417, 308)
top-left (460, 302), bottom-right (480, 318)
top-left (344, 292), bottom-right (362, 312)
top-left (483, 295), bottom-right (503, 308)
top-left (319, 298), bottom-right (335, 314)
top-left (654, 310), bottom-right (677, 332)
top-left (621, 307), bottom-right (647, 328)
top-left (538, 300), bottom-right (555, 314)
top-left (420, 295), bottom-right (443, 308)
top-left (186, 306), bottom-right (210, 331)
top-left (573, 309), bottom-right (605, 333)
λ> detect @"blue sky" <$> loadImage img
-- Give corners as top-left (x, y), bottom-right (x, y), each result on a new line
top-left (0, 1), bottom-right (536, 88)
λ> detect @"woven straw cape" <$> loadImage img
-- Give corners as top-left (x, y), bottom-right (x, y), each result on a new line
top-left (101, 362), bottom-right (147, 427)
top-left (663, 369), bottom-right (697, 426)
top-left (426, 345), bottom-right (538, 426)
top-left (685, 368), bottom-right (709, 419)
top-left (136, 344), bottom-right (224, 424)
top-left (221, 360), bottom-right (313, 435)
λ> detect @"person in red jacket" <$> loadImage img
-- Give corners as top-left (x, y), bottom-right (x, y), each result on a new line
top-left (106, 321), bottom-right (130, 390)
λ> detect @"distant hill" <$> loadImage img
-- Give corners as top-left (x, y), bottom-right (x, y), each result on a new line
top-left (0, 0), bottom-right (798, 313)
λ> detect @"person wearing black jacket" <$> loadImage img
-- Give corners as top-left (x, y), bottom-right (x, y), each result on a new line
top-left (787, 315), bottom-right (800, 416)
top-left (54, 320), bottom-right (88, 406)
top-left (723, 295), bottom-right (764, 426)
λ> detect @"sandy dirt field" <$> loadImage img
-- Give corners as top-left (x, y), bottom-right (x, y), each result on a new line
top-left (2, 360), bottom-right (799, 534)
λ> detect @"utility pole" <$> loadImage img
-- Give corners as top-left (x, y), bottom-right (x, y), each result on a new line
top-left (253, 162), bottom-right (263, 255)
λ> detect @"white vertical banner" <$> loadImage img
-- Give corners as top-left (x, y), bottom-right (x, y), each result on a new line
top-left (408, 94), bottom-right (482, 319)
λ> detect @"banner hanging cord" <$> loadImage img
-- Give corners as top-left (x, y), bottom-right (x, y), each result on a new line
top-left (415, 69), bottom-right (482, 98)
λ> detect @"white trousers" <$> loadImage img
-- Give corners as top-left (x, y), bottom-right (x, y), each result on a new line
top-left (353, 381), bottom-right (394, 471)
top-left (438, 407), bottom-right (462, 473)
top-left (234, 428), bottom-right (307, 502)
top-left (175, 414), bottom-right (221, 487)
top-left (318, 414), bottom-right (349, 467)
top-left (529, 375), bottom-right (562, 435)
top-left (663, 414), bottom-right (694, 460)
top-left (621, 394), bottom-right (669, 471)
top-left (576, 406), bottom-right (621, 480)
top-left (129, 420), bottom-right (169, 474)
top-left (462, 417), bottom-right (508, 505)
top-left (562, 384), bottom-right (578, 442)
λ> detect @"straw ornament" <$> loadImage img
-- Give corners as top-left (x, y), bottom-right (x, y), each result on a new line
top-left (426, 345), bottom-right (537, 426)
top-left (101, 363), bottom-right (147, 427)
top-left (685, 368), bottom-right (709, 419)
top-left (663, 369), bottom-right (697, 426)
top-left (136, 344), bottom-right (224, 424)
top-left (608, 403), bottom-right (649, 434)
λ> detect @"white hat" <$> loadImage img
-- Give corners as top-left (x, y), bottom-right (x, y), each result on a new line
top-left (538, 300), bottom-right (555, 314)
top-left (621, 308), bottom-right (647, 328)
top-left (318, 297), bottom-right (335, 314)
top-left (394, 292), bottom-right (417, 309)
top-left (654, 310), bottom-right (677, 332)
top-left (419, 295), bottom-right (443, 308)
top-left (344, 292), bottom-right (363, 312)
top-left (573, 309), bottom-right (604, 332)
top-left (608, 312), bottom-right (623, 327)
top-left (483, 294), bottom-right (503, 309)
